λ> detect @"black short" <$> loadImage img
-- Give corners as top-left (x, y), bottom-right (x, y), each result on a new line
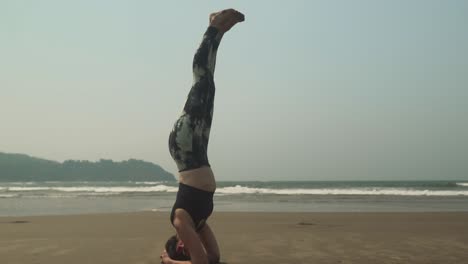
top-left (170, 183), bottom-right (214, 232)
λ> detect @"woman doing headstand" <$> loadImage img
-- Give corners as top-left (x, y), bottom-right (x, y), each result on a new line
top-left (160, 9), bottom-right (245, 264)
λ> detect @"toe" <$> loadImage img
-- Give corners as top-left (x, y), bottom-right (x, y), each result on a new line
top-left (237, 11), bottom-right (245, 22)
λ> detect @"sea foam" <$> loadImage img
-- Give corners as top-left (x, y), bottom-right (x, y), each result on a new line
top-left (3, 184), bottom-right (468, 197)
top-left (215, 185), bottom-right (468, 196)
top-left (7, 185), bottom-right (178, 193)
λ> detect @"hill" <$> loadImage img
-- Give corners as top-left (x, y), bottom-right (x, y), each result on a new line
top-left (0, 152), bottom-right (175, 182)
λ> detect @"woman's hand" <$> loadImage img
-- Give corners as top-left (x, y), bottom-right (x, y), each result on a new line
top-left (160, 249), bottom-right (172, 264)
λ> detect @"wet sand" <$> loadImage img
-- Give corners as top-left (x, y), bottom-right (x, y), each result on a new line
top-left (1, 212), bottom-right (468, 264)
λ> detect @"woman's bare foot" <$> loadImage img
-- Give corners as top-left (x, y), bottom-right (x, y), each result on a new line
top-left (209, 8), bottom-right (245, 33)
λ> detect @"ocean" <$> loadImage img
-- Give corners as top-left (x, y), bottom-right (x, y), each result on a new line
top-left (1, 180), bottom-right (468, 216)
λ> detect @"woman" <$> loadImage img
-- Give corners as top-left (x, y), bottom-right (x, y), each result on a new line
top-left (160, 9), bottom-right (245, 264)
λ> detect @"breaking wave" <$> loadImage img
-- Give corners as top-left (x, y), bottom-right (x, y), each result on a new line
top-left (215, 185), bottom-right (468, 196)
top-left (6, 185), bottom-right (178, 193)
top-left (3, 184), bottom-right (468, 196)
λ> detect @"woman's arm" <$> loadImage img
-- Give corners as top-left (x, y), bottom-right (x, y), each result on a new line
top-left (161, 214), bottom-right (220, 264)
top-left (161, 250), bottom-right (191, 264)
top-left (171, 212), bottom-right (210, 264)
top-left (198, 224), bottom-right (220, 264)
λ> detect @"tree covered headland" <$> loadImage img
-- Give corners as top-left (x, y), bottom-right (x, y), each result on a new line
top-left (0, 152), bottom-right (175, 182)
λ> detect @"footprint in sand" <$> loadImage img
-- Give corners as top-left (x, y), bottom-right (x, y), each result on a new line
top-left (0, 243), bottom-right (24, 253)
top-left (51, 248), bottom-right (75, 256)
top-left (29, 245), bottom-right (59, 254)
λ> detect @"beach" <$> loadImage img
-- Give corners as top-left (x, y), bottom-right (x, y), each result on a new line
top-left (1, 212), bottom-right (468, 264)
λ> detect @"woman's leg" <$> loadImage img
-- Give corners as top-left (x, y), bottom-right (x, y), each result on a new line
top-left (168, 26), bottom-right (223, 172)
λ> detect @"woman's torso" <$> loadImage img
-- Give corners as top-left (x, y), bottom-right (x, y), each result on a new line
top-left (178, 166), bottom-right (216, 192)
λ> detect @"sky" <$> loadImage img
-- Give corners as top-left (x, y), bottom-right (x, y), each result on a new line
top-left (1, 0), bottom-right (467, 181)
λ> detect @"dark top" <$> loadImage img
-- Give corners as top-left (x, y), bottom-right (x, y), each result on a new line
top-left (170, 182), bottom-right (215, 232)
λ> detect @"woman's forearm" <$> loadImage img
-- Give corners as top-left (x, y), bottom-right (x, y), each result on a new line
top-left (168, 260), bottom-right (191, 264)
top-left (168, 260), bottom-right (210, 264)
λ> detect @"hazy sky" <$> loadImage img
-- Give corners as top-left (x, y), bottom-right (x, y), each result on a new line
top-left (1, 0), bottom-right (467, 181)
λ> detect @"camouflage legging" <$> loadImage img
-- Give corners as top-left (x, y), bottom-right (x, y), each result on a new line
top-left (168, 26), bottom-right (222, 172)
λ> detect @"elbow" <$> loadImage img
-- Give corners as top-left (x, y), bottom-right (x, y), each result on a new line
top-left (193, 257), bottom-right (210, 264)
top-left (208, 253), bottom-right (220, 264)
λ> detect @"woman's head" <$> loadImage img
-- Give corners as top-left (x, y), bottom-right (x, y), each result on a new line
top-left (165, 234), bottom-right (191, 261)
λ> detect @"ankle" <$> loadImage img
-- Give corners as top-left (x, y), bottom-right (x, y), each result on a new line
top-left (206, 26), bottom-right (224, 41)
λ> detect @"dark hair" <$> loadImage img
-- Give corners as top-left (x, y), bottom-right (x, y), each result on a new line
top-left (165, 235), bottom-right (191, 261)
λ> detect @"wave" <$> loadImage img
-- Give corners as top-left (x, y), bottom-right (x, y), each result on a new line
top-left (456, 183), bottom-right (468, 187)
top-left (215, 185), bottom-right (468, 196)
top-left (3, 184), bottom-right (468, 197)
top-left (0, 194), bottom-right (19, 198)
top-left (7, 187), bottom-right (50, 191)
top-left (134, 181), bottom-right (162, 185)
top-left (6, 185), bottom-right (178, 193)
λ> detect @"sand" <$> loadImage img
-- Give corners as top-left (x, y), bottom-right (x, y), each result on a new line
top-left (1, 212), bottom-right (468, 264)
